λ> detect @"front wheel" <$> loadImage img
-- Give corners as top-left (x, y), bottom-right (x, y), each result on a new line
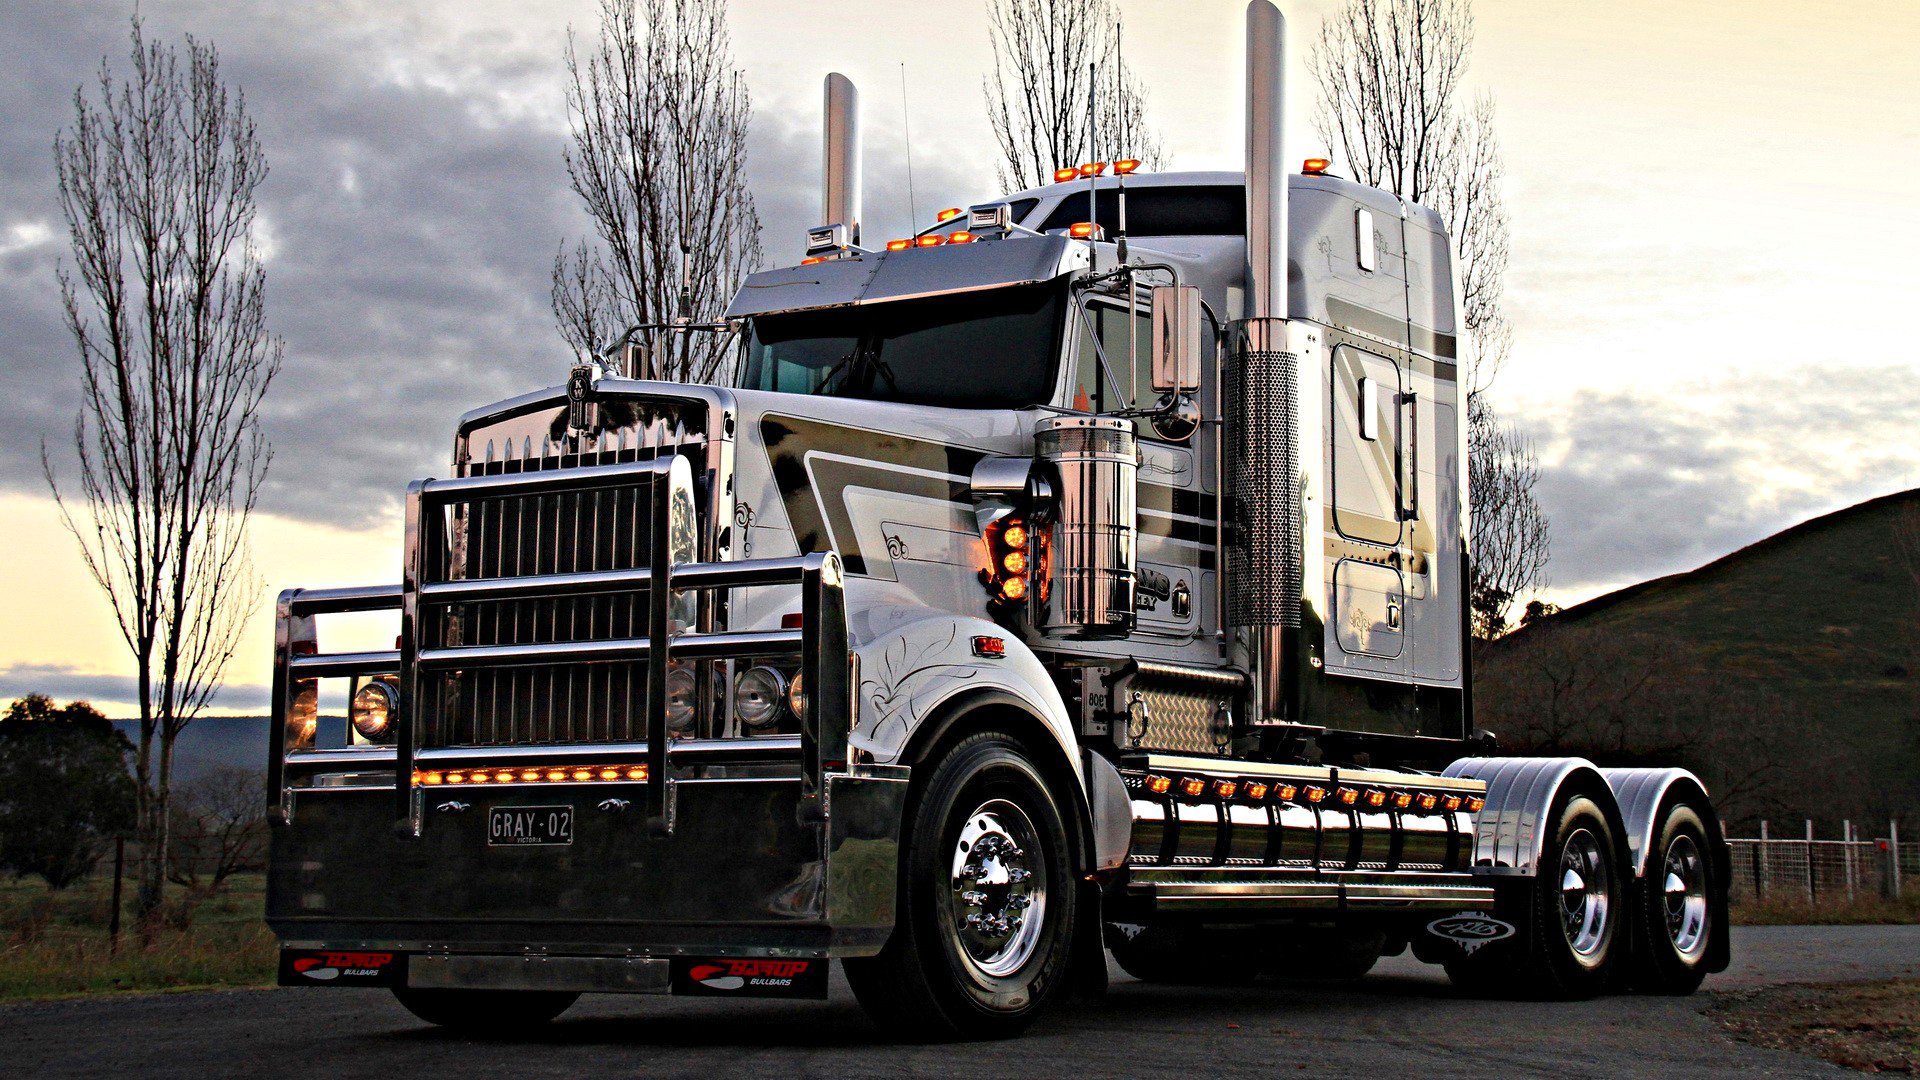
top-left (390, 987), bottom-right (578, 1032)
top-left (845, 731), bottom-right (1077, 1040)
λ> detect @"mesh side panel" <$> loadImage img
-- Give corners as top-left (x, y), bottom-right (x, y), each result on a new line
top-left (1226, 348), bottom-right (1300, 627)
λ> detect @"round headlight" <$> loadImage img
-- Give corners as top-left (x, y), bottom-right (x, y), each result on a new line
top-left (786, 672), bottom-right (807, 721)
top-left (733, 666), bottom-right (787, 730)
top-left (350, 680), bottom-right (399, 743)
top-left (664, 667), bottom-right (697, 733)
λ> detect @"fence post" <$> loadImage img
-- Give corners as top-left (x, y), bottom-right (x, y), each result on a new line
top-left (1757, 819), bottom-right (1770, 900)
top-left (108, 835), bottom-right (125, 955)
top-left (1805, 819), bottom-right (1816, 904)
top-left (1893, 819), bottom-right (1903, 900)
top-left (1843, 820), bottom-right (1855, 901)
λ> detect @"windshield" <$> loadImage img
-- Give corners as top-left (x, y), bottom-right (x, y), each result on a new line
top-left (739, 281), bottom-right (1066, 409)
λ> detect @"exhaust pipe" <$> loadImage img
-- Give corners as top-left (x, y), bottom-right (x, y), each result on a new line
top-left (1228, 0), bottom-right (1302, 724)
top-left (822, 73), bottom-right (862, 246)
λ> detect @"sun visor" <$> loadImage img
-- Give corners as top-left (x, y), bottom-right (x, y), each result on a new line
top-left (725, 235), bottom-right (1080, 320)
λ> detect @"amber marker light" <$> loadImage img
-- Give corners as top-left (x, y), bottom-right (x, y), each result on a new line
top-left (1302, 157), bottom-right (1331, 174)
top-left (1213, 779), bottom-right (1238, 799)
top-left (1304, 786), bottom-right (1327, 804)
top-left (1180, 777), bottom-right (1206, 798)
top-left (1392, 791), bottom-right (1414, 810)
top-left (1068, 221), bottom-right (1101, 239)
top-left (1442, 795), bottom-right (1463, 812)
top-left (626, 766), bottom-right (647, 781)
top-left (1003, 550), bottom-right (1028, 575)
top-left (572, 768), bottom-right (593, 782)
top-left (1365, 789), bottom-right (1388, 808)
top-left (519, 769), bottom-right (541, 782)
top-left (419, 771), bottom-right (444, 785)
top-left (599, 767), bottom-right (621, 781)
top-left (446, 771), bottom-right (467, 785)
top-left (916, 234), bottom-right (944, 247)
top-left (1001, 575), bottom-right (1028, 601)
top-left (1275, 783), bottom-right (1298, 802)
top-left (1466, 797), bottom-right (1486, 813)
top-left (1147, 774), bottom-right (1173, 795)
top-left (800, 255), bottom-right (828, 265)
top-left (946, 231), bottom-right (977, 244)
top-left (1054, 166), bottom-right (1079, 183)
top-left (1417, 793), bottom-right (1439, 811)
top-left (1113, 158), bottom-right (1141, 175)
top-left (1244, 782), bottom-right (1269, 800)
top-left (1338, 788), bottom-right (1361, 806)
top-left (886, 239), bottom-right (912, 251)
top-left (546, 769), bottom-right (568, 782)
top-left (1077, 161), bottom-right (1108, 177)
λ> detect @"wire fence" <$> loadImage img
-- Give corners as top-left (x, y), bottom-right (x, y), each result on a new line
top-left (1727, 821), bottom-right (1913, 903)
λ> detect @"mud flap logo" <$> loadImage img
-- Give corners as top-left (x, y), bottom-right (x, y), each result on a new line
top-left (670, 958), bottom-right (828, 999)
top-left (278, 950), bottom-right (404, 987)
top-left (1426, 914), bottom-right (1516, 955)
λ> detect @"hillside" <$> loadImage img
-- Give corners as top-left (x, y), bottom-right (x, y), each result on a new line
top-left (1477, 489), bottom-right (1920, 831)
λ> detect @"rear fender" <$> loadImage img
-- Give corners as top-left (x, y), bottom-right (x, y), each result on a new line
top-left (1444, 756), bottom-right (1627, 878)
top-left (1600, 766), bottom-right (1732, 974)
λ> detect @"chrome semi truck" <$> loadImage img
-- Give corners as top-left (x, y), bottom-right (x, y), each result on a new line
top-left (266, 0), bottom-right (1728, 1038)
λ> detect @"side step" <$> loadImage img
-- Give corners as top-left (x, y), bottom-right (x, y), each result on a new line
top-left (1115, 753), bottom-right (1493, 914)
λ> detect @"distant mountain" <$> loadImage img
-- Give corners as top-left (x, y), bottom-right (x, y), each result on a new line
top-left (1477, 489), bottom-right (1920, 832)
top-left (110, 715), bottom-right (345, 785)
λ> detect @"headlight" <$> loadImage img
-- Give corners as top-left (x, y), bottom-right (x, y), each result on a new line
top-left (733, 666), bottom-right (787, 731)
top-left (665, 667), bottom-right (697, 733)
top-left (786, 672), bottom-right (807, 721)
top-left (350, 680), bottom-right (399, 743)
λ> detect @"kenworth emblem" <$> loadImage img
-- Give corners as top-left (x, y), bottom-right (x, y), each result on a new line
top-left (1426, 914), bottom-right (1516, 954)
top-left (566, 361), bottom-right (597, 433)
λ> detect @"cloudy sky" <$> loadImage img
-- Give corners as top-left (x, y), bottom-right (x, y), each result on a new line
top-left (2, 0), bottom-right (1916, 714)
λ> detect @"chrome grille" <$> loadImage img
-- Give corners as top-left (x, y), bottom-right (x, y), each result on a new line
top-left (420, 404), bottom-right (707, 748)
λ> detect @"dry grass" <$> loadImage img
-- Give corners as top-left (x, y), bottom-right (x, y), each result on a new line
top-left (0, 872), bottom-right (275, 1001)
top-left (1716, 980), bottom-right (1920, 1073)
top-left (1732, 894), bottom-right (1920, 927)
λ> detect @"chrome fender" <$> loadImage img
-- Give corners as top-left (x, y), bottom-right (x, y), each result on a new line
top-left (1598, 767), bottom-right (1716, 879)
top-left (1444, 756), bottom-right (1624, 878)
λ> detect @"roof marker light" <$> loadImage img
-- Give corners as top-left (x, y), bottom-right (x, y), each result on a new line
top-left (947, 230), bottom-right (977, 244)
top-left (1113, 158), bottom-right (1141, 175)
top-left (1077, 161), bottom-right (1108, 177)
top-left (1303, 157), bottom-right (1331, 175)
top-left (886, 239), bottom-right (912, 251)
top-left (1054, 167), bottom-right (1080, 183)
top-left (1068, 222), bottom-right (1104, 240)
top-left (800, 256), bottom-right (828, 265)
top-left (936, 207), bottom-right (963, 222)
top-left (916, 234), bottom-right (944, 247)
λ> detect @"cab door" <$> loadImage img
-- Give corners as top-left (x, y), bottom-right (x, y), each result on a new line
top-left (1328, 342), bottom-right (1407, 675)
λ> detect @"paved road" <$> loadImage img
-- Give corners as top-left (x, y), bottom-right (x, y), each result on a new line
top-left (7, 925), bottom-right (1916, 1079)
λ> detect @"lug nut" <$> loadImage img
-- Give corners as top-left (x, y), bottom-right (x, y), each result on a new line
top-left (1007, 867), bottom-right (1032, 883)
top-left (962, 890), bottom-right (987, 907)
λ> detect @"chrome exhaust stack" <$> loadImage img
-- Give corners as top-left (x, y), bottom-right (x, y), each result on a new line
top-left (821, 72), bottom-right (862, 247)
top-left (1227, 0), bottom-right (1303, 723)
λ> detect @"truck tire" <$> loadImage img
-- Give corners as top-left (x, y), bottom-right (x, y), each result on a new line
top-left (1105, 924), bottom-right (1260, 985)
top-left (1628, 802), bottom-right (1715, 994)
top-left (389, 987), bottom-right (578, 1031)
top-left (1445, 792), bottom-right (1622, 999)
top-left (844, 731), bottom-right (1076, 1040)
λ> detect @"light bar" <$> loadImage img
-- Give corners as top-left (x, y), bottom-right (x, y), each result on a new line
top-left (416, 764), bottom-right (649, 786)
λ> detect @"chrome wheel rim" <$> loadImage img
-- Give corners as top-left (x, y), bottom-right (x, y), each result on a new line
top-left (1663, 834), bottom-right (1709, 959)
top-left (947, 799), bottom-right (1047, 979)
top-left (1558, 827), bottom-right (1611, 960)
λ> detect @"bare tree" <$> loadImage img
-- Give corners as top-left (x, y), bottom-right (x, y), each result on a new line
top-left (1310, 0), bottom-right (1545, 634)
top-left (167, 767), bottom-right (268, 894)
top-left (1466, 395), bottom-right (1548, 639)
top-left (45, 18), bottom-right (278, 917)
top-left (553, 0), bottom-right (762, 384)
top-left (984, 0), bottom-right (1167, 194)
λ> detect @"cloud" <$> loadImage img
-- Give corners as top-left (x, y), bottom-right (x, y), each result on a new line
top-left (0, 661), bottom-right (272, 714)
top-left (1526, 363), bottom-right (1920, 592)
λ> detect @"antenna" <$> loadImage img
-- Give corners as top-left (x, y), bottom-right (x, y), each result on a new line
top-left (1114, 18), bottom-right (1130, 266)
top-left (900, 62), bottom-right (919, 228)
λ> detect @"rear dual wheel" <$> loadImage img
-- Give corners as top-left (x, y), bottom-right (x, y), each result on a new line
top-left (1628, 803), bottom-right (1716, 994)
top-left (1446, 792), bottom-right (1623, 999)
top-left (845, 731), bottom-right (1077, 1040)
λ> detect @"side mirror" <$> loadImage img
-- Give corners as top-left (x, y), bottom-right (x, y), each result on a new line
top-left (1150, 286), bottom-right (1203, 393)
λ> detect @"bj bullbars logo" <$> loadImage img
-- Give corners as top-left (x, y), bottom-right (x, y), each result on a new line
top-left (293, 952), bottom-right (395, 981)
top-left (687, 959), bottom-right (813, 991)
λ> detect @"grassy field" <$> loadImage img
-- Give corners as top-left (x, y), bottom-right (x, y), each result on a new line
top-left (1733, 893), bottom-right (1920, 927)
top-left (0, 872), bottom-right (276, 1001)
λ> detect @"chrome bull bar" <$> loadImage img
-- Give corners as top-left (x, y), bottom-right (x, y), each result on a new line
top-left (269, 456), bottom-right (851, 838)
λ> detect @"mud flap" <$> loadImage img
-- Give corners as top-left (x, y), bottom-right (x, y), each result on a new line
top-left (1066, 877), bottom-right (1109, 1001)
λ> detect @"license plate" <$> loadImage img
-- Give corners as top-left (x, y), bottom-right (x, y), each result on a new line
top-left (487, 805), bottom-right (574, 846)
